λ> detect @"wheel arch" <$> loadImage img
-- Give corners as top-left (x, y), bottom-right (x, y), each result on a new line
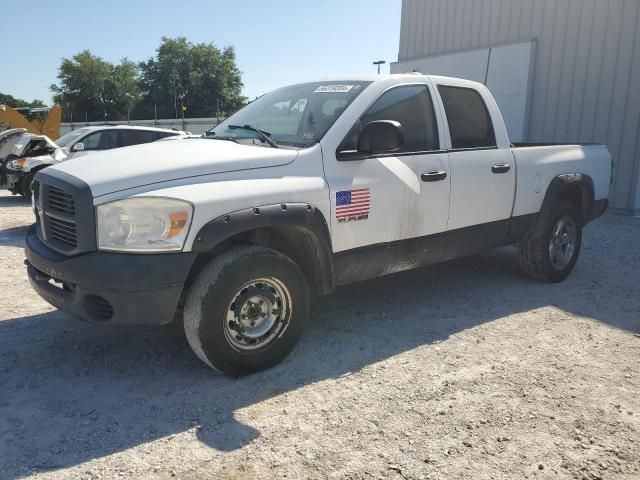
top-left (534, 174), bottom-right (594, 235)
top-left (188, 203), bottom-right (335, 295)
top-left (21, 164), bottom-right (50, 197)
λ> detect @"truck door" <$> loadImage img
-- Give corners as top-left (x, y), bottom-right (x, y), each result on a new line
top-left (321, 82), bottom-right (451, 282)
top-left (434, 83), bottom-right (516, 258)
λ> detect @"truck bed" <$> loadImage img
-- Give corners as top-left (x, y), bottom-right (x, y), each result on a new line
top-left (510, 143), bottom-right (611, 218)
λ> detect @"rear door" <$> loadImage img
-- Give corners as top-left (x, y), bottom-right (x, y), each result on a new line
top-left (434, 81), bottom-right (516, 257)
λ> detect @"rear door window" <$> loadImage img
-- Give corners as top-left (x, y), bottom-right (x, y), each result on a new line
top-left (154, 131), bottom-right (178, 140)
top-left (122, 129), bottom-right (156, 146)
top-left (437, 85), bottom-right (496, 149)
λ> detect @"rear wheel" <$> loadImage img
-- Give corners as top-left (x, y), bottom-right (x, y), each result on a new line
top-left (519, 202), bottom-right (582, 282)
top-left (183, 246), bottom-right (309, 376)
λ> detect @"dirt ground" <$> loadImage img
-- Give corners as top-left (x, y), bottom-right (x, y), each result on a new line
top-left (0, 189), bottom-right (638, 480)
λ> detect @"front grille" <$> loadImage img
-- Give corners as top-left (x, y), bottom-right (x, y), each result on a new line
top-left (49, 217), bottom-right (78, 247)
top-left (48, 186), bottom-right (76, 215)
top-left (32, 179), bottom-right (40, 205)
top-left (34, 169), bottom-right (96, 255)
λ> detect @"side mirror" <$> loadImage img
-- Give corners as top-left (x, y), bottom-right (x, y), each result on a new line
top-left (337, 120), bottom-right (403, 161)
top-left (72, 142), bottom-right (85, 152)
top-left (358, 120), bottom-right (403, 154)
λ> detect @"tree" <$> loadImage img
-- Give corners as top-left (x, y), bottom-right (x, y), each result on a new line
top-left (0, 92), bottom-right (45, 108)
top-left (110, 59), bottom-right (142, 120)
top-left (51, 50), bottom-right (141, 121)
top-left (49, 38), bottom-right (246, 121)
top-left (138, 37), bottom-right (246, 118)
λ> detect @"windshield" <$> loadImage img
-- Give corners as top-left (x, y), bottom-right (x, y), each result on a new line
top-left (55, 128), bottom-right (90, 148)
top-left (209, 81), bottom-right (371, 148)
top-left (11, 135), bottom-right (32, 155)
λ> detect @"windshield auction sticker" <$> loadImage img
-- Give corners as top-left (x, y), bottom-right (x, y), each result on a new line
top-left (314, 85), bottom-right (354, 93)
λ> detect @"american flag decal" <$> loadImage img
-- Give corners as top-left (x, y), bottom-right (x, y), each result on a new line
top-left (335, 188), bottom-right (370, 220)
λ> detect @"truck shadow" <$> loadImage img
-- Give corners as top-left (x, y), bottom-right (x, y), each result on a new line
top-left (0, 194), bottom-right (28, 207)
top-left (0, 218), bottom-right (638, 477)
top-left (0, 225), bottom-right (30, 247)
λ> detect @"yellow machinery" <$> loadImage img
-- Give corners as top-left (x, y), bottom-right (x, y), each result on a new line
top-left (0, 104), bottom-right (61, 140)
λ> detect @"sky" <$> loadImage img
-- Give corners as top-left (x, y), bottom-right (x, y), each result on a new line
top-left (1, 0), bottom-right (401, 105)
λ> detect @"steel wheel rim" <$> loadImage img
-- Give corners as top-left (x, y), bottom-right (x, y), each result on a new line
top-left (224, 277), bottom-right (292, 351)
top-left (548, 215), bottom-right (577, 270)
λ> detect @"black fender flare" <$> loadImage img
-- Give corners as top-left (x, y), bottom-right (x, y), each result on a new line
top-left (533, 173), bottom-right (595, 235)
top-left (192, 203), bottom-right (335, 293)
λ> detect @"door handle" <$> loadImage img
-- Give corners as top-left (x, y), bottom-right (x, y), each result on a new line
top-left (421, 170), bottom-right (447, 182)
top-left (492, 163), bottom-right (511, 174)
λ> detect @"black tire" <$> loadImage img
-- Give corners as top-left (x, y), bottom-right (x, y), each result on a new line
top-left (183, 246), bottom-right (309, 376)
top-left (21, 171), bottom-right (36, 201)
top-left (519, 201), bottom-right (582, 282)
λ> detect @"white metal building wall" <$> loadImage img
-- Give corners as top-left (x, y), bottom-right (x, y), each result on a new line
top-left (397, 0), bottom-right (640, 212)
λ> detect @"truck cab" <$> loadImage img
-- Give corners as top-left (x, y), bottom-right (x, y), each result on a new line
top-left (24, 74), bottom-right (611, 375)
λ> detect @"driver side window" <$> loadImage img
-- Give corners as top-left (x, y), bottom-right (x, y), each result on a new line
top-left (81, 130), bottom-right (120, 151)
top-left (342, 85), bottom-right (440, 154)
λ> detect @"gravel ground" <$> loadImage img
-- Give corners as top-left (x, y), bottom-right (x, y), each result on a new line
top-left (0, 189), bottom-right (638, 480)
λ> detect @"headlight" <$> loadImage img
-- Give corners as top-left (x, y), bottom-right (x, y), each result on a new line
top-left (97, 197), bottom-right (193, 252)
top-left (9, 158), bottom-right (25, 169)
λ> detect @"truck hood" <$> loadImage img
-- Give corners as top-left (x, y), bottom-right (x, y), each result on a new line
top-left (50, 139), bottom-right (298, 197)
top-left (12, 133), bottom-right (63, 157)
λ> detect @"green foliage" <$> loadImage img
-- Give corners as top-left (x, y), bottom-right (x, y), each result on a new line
top-left (137, 37), bottom-right (246, 118)
top-left (0, 92), bottom-right (45, 108)
top-left (51, 50), bottom-right (141, 121)
top-left (51, 38), bottom-right (246, 121)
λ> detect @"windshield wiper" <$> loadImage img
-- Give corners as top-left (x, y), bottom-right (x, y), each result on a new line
top-left (228, 124), bottom-right (278, 148)
top-left (202, 132), bottom-right (241, 144)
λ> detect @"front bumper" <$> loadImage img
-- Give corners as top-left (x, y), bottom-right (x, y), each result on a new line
top-left (25, 225), bottom-right (197, 325)
top-left (0, 166), bottom-right (23, 191)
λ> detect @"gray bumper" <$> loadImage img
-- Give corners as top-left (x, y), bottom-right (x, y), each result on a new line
top-left (25, 225), bottom-right (197, 325)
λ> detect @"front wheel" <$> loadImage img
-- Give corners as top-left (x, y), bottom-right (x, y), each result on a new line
top-left (519, 201), bottom-right (583, 282)
top-left (183, 246), bottom-right (309, 376)
top-left (21, 171), bottom-right (36, 201)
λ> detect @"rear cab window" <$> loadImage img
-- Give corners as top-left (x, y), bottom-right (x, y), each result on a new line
top-left (437, 85), bottom-right (496, 150)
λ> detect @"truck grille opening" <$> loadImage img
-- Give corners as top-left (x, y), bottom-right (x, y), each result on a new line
top-left (48, 217), bottom-right (78, 247)
top-left (34, 171), bottom-right (95, 256)
top-left (48, 186), bottom-right (76, 215)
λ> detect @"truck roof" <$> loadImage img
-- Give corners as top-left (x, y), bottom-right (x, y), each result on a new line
top-left (72, 125), bottom-right (187, 134)
top-left (308, 73), bottom-right (485, 89)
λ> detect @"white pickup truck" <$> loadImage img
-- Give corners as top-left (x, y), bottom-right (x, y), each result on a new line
top-left (24, 74), bottom-right (611, 375)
